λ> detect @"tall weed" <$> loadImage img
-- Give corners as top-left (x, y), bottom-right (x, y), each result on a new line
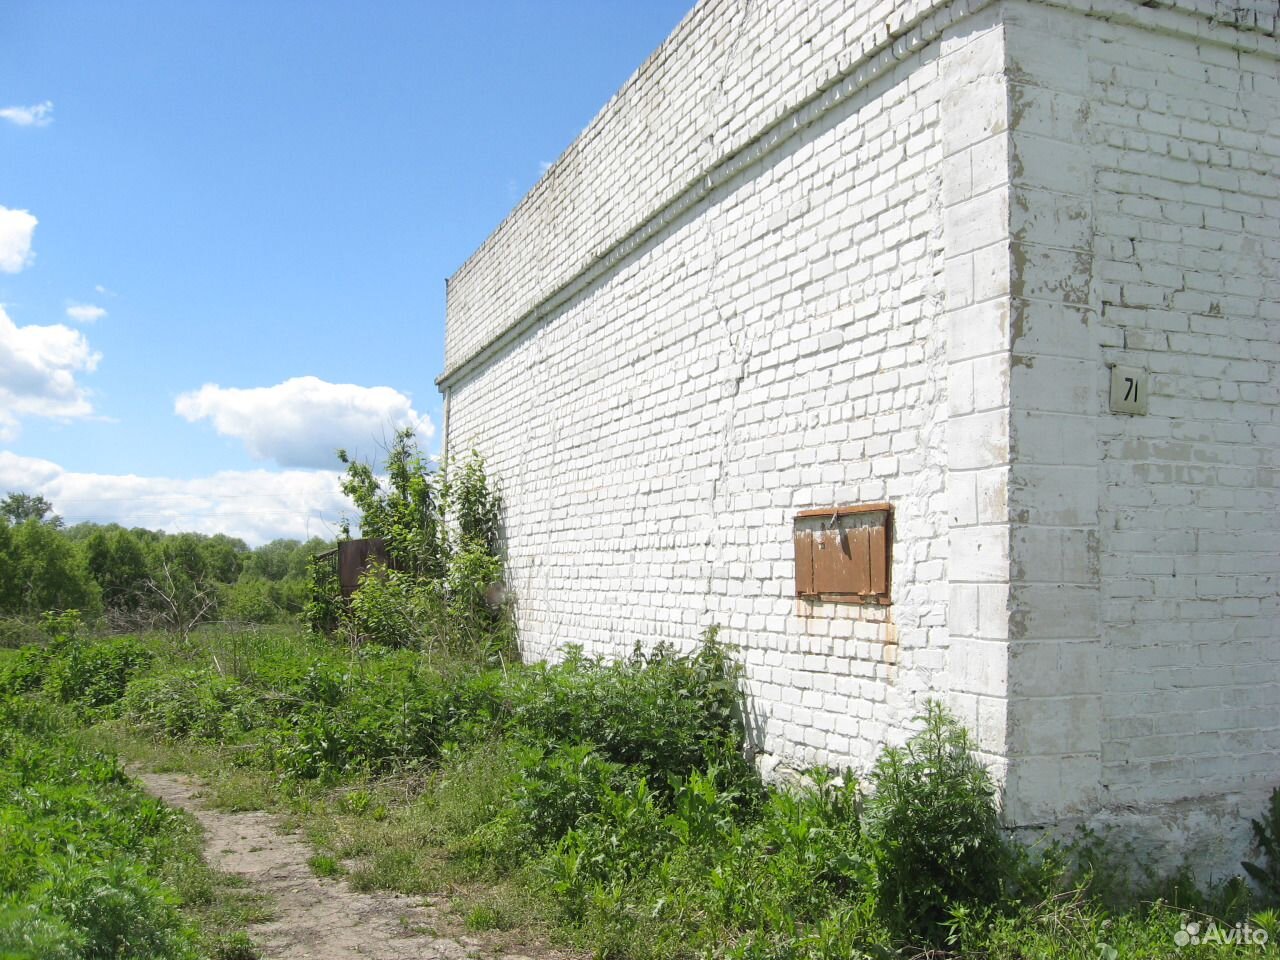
top-left (862, 701), bottom-right (1011, 944)
top-left (1244, 786), bottom-right (1280, 903)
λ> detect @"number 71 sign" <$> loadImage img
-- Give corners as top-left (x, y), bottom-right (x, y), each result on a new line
top-left (1109, 364), bottom-right (1148, 415)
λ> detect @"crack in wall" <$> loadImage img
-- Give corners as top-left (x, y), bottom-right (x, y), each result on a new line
top-left (700, 210), bottom-right (757, 626)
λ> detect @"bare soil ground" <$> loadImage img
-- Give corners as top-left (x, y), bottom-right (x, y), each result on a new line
top-left (138, 771), bottom-right (549, 960)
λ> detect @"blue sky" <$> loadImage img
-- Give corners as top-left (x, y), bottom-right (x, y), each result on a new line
top-left (0, 0), bottom-right (690, 543)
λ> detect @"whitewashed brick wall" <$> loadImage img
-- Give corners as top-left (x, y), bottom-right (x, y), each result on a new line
top-left (446, 3), bottom-right (984, 774)
top-left (442, 0), bottom-right (1279, 876)
top-left (443, 0), bottom-right (1001, 379)
top-left (999, 0), bottom-right (1280, 874)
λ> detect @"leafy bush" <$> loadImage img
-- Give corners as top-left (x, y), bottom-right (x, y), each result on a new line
top-left (117, 670), bottom-right (265, 741)
top-left (0, 617), bottom-right (44, 650)
top-left (543, 775), bottom-right (670, 924)
top-left (221, 576), bottom-right (306, 626)
top-left (0, 696), bottom-right (201, 959)
top-left (343, 566), bottom-right (441, 651)
top-left (861, 700), bottom-right (1012, 944)
top-left (303, 554), bottom-right (341, 634)
top-left (0, 645), bottom-right (52, 696)
top-left (36, 858), bottom-right (194, 960)
top-left (43, 635), bottom-right (153, 710)
top-left (0, 905), bottom-right (85, 960)
top-left (17, 620), bottom-right (1261, 959)
top-left (0, 613), bottom-right (151, 713)
top-left (506, 634), bottom-right (754, 793)
top-left (320, 431), bottom-right (512, 660)
top-left (736, 769), bottom-right (862, 913)
top-left (512, 742), bottom-right (629, 847)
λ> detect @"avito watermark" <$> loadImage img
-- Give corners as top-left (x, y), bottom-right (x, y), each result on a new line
top-left (1174, 920), bottom-right (1270, 949)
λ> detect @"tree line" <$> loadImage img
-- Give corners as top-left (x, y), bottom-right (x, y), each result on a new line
top-left (0, 491), bottom-right (331, 636)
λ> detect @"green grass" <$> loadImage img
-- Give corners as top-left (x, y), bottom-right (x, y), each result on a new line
top-left (4, 620), bottom-right (1277, 959)
top-left (306, 854), bottom-right (342, 878)
top-left (0, 696), bottom-right (267, 959)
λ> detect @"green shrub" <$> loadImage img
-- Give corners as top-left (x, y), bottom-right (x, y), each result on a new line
top-left (862, 701), bottom-right (1011, 944)
top-left (512, 742), bottom-right (629, 847)
top-left (0, 905), bottom-right (85, 960)
top-left (117, 670), bottom-right (265, 741)
top-left (220, 577), bottom-right (304, 626)
top-left (506, 633), bottom-right (754, 794)
top-left (44, 635), bottom-right (153, 710)
top-left (10, 620), bottom-right (1264, 959)
top-left (0, 696), bottom-right (202, 959)
top-left (243, 652), bottom-right (451, 780)
top-left (343, 566), bottom-right (440, 650)
top-left (35, 858), bottom-right (196, 960)
top-left (0, 617), bottom-right (44, 650)
top-left (444, 542), bottom-right (508, 655)
top-left (0, 615), bottom-right (151, 713)
top-left (303, 554), bottom-right (341, 635)
top-left (734, 770), bottom-right (863, 916)
top-left (0, 645), bottom-right (52, 696)
top-left (318, 434), bottom-right (512, 660)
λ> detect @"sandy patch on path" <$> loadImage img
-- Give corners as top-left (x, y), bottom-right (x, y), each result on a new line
top-left (138, 771), bottom-right (543, 960)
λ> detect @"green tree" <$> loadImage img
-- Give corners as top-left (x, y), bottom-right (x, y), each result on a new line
top-left (241, 538), bottom-right (311, 582)
top-left (221, 577), bottom-right (279, 624)
top-left (0, 520), bottom-right (19, 612)
top-left (202, 533), bottom-right (247, 584)
top-left (1, 492), bottom-right (61, 527)
top-left (339, 429), bottom-right (447, 579)
top-left (325, 430), bottom-right (508, 656)
top-left (83, 527), bottom-right (149, 612)
top-left (293, 538), bottom-right (333, 577)
top-left (141, 533), bottom-right (220, 636)
top-left (7, 519), bottom-right (100, 616)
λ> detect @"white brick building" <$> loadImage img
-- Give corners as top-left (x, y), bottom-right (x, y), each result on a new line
top-left (440, 0), bottom-right (1279, 874)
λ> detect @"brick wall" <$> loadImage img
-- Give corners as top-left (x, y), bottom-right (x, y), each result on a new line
top-left (443, 0), bottom-right (984, 380)
top-left (444, 2), bottom-right (1023, 775)
top-left (1003, 0), bottom-right (1279, 872)
top-left (442, 0), bottom-right (1279, 872)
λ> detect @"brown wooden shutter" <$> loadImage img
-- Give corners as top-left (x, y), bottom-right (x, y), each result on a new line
top-left (814, 528), bottom-right (870, 596)
top-left (794, 527), bottom-right (815, 596)
top-left (869, 524), bottom-right (888, 597)
top-left (793, 504), bottom-right (892, 605)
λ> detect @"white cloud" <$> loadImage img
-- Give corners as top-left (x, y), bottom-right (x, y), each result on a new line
top-left (0, 206), bottom-right (37, 273)
top-left (66, 303), bottom-right (107, 323)
top-left (0, 101), bottom-right (53, 127)
top-left (174, 376), bottom-right (435, 470)
top-left (0, 305), bottom-right (100, 440)
top-left (0, 451), bottom-right (352, 546)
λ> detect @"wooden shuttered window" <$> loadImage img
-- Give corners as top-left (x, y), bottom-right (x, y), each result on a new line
top-left (793, 504), bottom-right (891, 605)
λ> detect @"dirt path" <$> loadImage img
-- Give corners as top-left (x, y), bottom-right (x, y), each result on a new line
top-left (138, 771), bottom-right (541, 960)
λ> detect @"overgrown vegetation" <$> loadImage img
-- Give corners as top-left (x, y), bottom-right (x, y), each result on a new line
top-left (4, 612), bottom-right (1275, 959)
top-left (0, 618), bottom-right (265, 960)
top-left (1245, 787), bottom-right (1280, 903)
top-left (311, 429), bottom-right (514, 662)
top-left (0, 489), bottom-right (330, 640)
top-left (5, 458), bottom-right (1276, 958)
